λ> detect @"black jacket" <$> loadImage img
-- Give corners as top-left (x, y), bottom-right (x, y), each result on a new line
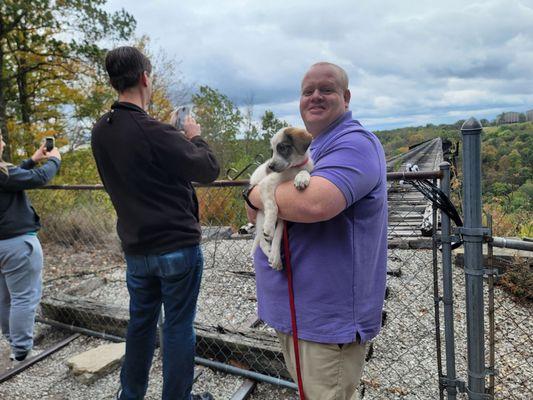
top-left (91, 101), bottom-right (220, 255)
top-left (0, 157), bottom-right (61, 240)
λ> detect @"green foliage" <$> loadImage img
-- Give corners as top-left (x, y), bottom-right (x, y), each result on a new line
top-left (54, 148), bottom-right (101, 185)
top-left (192, 86), bottom-right (243, 175)
top-left (261, 110), bottom-right (289, 142)
top-left (192, 86), bottom-right (243, 143)
top-left (482, 122), bottom-right (532, 218)
top-left (0, 0), bottom-right (135, 161)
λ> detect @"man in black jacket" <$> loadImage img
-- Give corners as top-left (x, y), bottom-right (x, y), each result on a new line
top-left (91, 47), bottom-right (219, 400)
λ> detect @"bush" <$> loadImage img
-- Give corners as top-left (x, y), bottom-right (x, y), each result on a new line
top-left (499, 259), bottom-right (533, 302)
top-left (196, 186), bottom-right (247, 230)
top-left (28, 188), bottom-right (116, 246)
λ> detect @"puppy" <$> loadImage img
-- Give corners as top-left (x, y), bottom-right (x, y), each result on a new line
top-left (250, 127), bottom-right (314, 270)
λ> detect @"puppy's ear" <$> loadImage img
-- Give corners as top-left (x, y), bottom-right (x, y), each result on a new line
top-left (285, 127), bottom-right (313, 154)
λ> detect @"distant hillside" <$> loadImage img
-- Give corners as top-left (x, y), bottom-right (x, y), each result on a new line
top-left (375, 121), bottom-right (532, 237)
top-left (375, 122), bottom-right (461, 158)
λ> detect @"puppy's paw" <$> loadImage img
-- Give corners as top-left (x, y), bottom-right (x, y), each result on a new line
top-left (268, 251), bottom-right (283, 270)
top-left (294, 171), bottom-right (311, 191)
top-left (259, 237), bottom-right (271, 256)
top-left (263, 222), bottom-right (275, 243)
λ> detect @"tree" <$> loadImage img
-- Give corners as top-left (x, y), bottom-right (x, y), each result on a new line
top-left (138, 36), bottom-right (191, 122)
top-left (261, 110), bottom-right (288, 142)
top-left (65, 36), bottom-right (187, 152)
top-left (192, 86), bottom-right (243, 174)
top-left (0, 0), bottom-right (135, 161)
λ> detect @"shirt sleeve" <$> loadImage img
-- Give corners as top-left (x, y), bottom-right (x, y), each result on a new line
top-left (138, 116), bottom-right (220, 183)
top-left (311, 134), bottom-right (382, 207)
top-left (19, 158), bottom-right (36, 170)
top-left (1, 157), bottom-right (61, 191)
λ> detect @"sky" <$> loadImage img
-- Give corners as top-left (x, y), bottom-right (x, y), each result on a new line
top-left (105, 0), bottom-right (533, 131)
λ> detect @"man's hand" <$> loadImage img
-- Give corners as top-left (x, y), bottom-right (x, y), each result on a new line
top-left (31, 142), bottom-right (62, 163)
top-left (183, 115), bottom-right (201, 140)
top-left (30, 143), bottom-right (47, 163)
top-left (46, 147), bottom-right (61, 160)
top-left (246, 204), bottom-right (257, 224)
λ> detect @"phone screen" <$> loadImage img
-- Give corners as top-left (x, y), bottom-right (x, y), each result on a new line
top-left (173, 105), bottom-right (192, 131)
top-left (45, 137), bottom-right (54, 152)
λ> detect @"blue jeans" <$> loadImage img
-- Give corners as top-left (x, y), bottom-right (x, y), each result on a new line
top-left (119, 245), bottom-right (203, 400)
top-left (0, 234), bottom-right (43, 358)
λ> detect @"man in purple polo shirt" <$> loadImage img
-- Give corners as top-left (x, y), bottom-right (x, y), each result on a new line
top-left (245, 62), bottom-right (387, 399)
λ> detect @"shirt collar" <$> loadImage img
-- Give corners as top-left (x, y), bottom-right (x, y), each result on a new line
top-left (111, 101), bottom-right (146, 114)
top-left (311, 111), bottom-right (352, 148)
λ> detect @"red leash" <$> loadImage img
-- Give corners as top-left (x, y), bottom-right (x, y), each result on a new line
top-left (282, 221), bottom-right (306, 400)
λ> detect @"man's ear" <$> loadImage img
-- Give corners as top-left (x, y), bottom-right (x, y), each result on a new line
top-left (344, 89), bottom-right (351, 110)
top-left (141, 71), bottom-right (150, 87)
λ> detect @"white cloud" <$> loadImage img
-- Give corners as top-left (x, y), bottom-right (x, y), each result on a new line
top-left (105, 0), bottom-right (533, 129)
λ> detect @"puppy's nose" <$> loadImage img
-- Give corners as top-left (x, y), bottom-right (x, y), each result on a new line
top-left (268, 163), bottom-right (275, 170)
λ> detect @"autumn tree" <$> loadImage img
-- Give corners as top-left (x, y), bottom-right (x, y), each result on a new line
top-left (0, 0), bottom-right (135, 161)
top-left (66, 36), bottom-right (189, 151)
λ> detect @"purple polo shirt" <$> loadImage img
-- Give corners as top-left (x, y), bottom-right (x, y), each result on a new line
top-left (253, 111), bottom-right (387, 344)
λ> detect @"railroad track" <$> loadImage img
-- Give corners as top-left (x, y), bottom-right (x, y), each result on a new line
top-left (0, 323), bottom-right (292, 400)
top-left (387, 138), bottom-right (444, 240)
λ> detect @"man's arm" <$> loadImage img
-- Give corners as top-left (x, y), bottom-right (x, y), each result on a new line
top-left (247, 176), bottom-right (346, 223)
top-left (148, 119), bottom-right (220, 183)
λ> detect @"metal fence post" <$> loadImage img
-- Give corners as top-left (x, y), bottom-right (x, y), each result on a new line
top-left (432, 177), bottom-right (445, 400)
top-left (439, 161), bottom-right (457, 400)
top-left (460, 118), bottom-right (487, 398)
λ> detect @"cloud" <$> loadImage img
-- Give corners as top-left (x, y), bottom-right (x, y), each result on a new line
top-left (105, 0), bottom-right (533, 129)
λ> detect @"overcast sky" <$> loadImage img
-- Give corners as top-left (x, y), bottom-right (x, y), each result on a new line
top-left (105, 0), bottom-right (533, 131)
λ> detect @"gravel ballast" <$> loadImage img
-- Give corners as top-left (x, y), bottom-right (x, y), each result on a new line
top-left (0, 241), bottom-right (530, 399)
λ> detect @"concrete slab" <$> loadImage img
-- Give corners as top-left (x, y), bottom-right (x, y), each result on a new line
top-left (66, 342), bottom-right (125, 384)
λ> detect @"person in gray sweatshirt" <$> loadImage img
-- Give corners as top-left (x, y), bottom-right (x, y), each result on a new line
top-left (0, 132), bottom-right (61, 362)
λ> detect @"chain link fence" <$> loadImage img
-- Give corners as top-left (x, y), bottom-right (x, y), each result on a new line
top-left (27, 173), bottom-right (532, 399)
top-left (485, 214), bottom-right (532, 400)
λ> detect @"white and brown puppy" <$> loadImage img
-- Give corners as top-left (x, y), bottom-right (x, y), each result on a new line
top-left (250, 127), bottom-right (314, 270)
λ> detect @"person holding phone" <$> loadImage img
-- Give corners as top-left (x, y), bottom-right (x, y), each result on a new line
top-left (92, 46), bottom-right (219, 400)
top-left (0, 132), bottom-right (61, 363)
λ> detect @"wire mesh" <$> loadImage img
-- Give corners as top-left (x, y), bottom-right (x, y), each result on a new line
top-left (26, 175), bottom-right (532, 399)
top-left (485, 226), bottom-right (532, 400)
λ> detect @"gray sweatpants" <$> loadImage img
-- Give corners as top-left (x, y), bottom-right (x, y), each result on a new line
top-left (0, 234), bottom-right (43, 358)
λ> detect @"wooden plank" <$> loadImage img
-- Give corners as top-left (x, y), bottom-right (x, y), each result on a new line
top-left (40, 294), bottom-right (290, 379)
top-left (40, 294), bottom-right (129, 337)
top-left (388, 206), bottom-right (427, 212)
top-left (388, 215), bottom-right (425, 220)
top-left (388, 222), bottom-right (424, 227)
top-left (230, 379), bottom-right (257, 400)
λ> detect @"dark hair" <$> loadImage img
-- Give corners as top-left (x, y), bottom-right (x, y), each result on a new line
top-left (105, 46), bottom-right (152, 92)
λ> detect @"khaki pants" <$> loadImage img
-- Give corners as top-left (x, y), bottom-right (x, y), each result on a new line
top-left (277, 331), bottom-right (366, 400)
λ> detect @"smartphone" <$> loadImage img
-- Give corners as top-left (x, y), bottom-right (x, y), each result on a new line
top-left (45, 136), bottom-right (55, 152)
top-left (173, 105), bottom-right (192, 132)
